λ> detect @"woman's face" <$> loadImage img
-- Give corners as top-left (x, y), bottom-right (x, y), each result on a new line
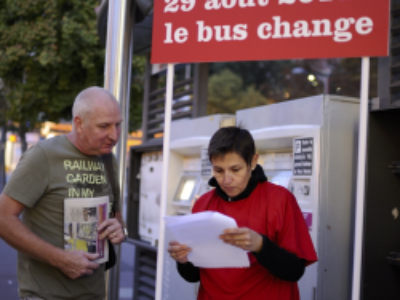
top-left (211, 152), bottom-right (258, 198)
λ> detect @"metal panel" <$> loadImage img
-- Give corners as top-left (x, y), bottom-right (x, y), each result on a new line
top-left (127, 149), bottom-right (142, 240)
top-left (362, 109), bottom-right (400, 300)
top-left (141, 60), bottom-right (209, 142)
top-left (170, 114), bottom-right (235, 142)
top-left (133, 245), bottom-right (158, 300)
top-left (161, 229), bottom-right (199, 300)
top-left (376, 1), bottom-right (400, 110)
top-left (236, 95), bottom-right (325, 128)
top-left (377, 56), bottom-right (391, 110)
top-left (318, 97), bottom-right (360, 300)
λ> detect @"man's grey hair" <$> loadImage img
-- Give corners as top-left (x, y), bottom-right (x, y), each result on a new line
top-left (72, 86), bottom-right (117, 119)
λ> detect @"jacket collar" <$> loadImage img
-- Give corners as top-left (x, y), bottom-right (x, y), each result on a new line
top-left (208, 164), bottom-right (267, 202)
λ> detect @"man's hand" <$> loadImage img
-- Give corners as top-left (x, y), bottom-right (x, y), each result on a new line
top-left (58, 250), bottom-right (100, 279)
top-left (168, 241), bottom-right (192, 264)
top-left (219, 227), bottom-right (263, 252)
top-left (98, 218), bottom-right (124, 244)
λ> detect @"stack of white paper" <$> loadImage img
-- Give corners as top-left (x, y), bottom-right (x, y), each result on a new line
top-left (164, 211), bottom-right (250, 268)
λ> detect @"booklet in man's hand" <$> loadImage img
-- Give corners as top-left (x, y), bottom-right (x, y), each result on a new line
top-left (64, 196), bottom-right (109, 264)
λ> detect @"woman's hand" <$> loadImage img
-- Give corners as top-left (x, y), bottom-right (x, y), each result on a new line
top-left (168, 241), bottom-right (192, 263)
top-left (219, 227), bottom-right (263, 252)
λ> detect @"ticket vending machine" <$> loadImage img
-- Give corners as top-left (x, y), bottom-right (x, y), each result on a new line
top-left (158, 95), bottom-right (358, 300)
top-left (236, 94), bottom-right (360, 300)
top-left (138, 151), bottom-right (163, 245)
top-left (249, 124), bottom-right (320, 300)
top-left (160, 114), bottom-right (235, 300)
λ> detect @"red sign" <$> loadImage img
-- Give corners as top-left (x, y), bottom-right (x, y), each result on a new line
top-left (151, 0), bottom-right (390, 64)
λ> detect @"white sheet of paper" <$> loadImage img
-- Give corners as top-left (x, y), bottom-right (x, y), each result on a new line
top-left (164, 211), bottom-right (250, 268)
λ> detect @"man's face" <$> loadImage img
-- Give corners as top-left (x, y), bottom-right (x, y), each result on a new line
top-left (76, 99), bottom-right (122, 156)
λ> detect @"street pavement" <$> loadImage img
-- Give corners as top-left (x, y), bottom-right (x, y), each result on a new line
top-left (0, 174), bottom-right (19, 300)
top-left (0, 238), bottom-right (19, 300)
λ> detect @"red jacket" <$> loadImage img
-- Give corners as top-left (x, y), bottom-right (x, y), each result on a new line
top-left (192, 181), bottom-right (317, 300)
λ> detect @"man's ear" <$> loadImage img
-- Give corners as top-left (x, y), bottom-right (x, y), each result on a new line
top-left (74, 116), bottom-right (83, 134)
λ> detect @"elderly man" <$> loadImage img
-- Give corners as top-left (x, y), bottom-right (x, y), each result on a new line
top-left (0, 86), bottom-right (127, 300)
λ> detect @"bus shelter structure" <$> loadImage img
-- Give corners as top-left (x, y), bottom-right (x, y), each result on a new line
top-left (102, 1), bottom-right (390, 299)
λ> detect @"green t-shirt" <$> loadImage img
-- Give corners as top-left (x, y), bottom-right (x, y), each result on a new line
top-left (4, 135), bottom-right (120, 300)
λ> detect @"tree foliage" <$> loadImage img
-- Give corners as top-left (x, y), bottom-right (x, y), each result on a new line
top-left (0, 0), bottom-right (104, 132)
top-left (207, 69), bottom-right (271, 115)
top-left (129, 55), bottom-right (145, 132)
top-left (0, 0), bottom-right (145, 149)
top-left (207, 58), bottom-right (377, 115)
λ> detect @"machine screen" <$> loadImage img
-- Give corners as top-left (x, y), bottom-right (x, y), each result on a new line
top-left (179, 179), bottom-right (196, 200)
top-left (264, 170), bottom-right (292, 189)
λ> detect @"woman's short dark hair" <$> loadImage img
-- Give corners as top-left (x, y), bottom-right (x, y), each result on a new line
top-left (208, 126), bottom-right (255, 166)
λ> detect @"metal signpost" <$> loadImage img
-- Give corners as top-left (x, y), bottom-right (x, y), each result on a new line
top-left (103, 0), bottom-right (135, 299)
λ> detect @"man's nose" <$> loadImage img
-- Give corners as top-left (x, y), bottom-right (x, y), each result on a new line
top-left (108, 125), bottom-right (120, 141)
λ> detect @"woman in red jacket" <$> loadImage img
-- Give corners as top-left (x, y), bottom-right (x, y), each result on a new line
top-left (168, 126), bottom-right (317, 300)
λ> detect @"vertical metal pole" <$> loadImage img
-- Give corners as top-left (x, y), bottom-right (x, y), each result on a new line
top-left (0, 84), bottom-right (7, 189)
top-left (192, 63), bottom-right (209, 118)
top-left (141, 55), bottom-right (151, 143)
top-left (155, 63), bottom-right (175, 300)
top-left (0, 126), bottom-right (6, 189)
top-left (104, 0), bottom-right (135, 299)
top-left (351, 57), bottom-right (370, 300)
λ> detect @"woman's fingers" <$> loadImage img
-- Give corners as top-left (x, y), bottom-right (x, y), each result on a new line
top-left (168, 241), bottom-right (192, 263)
top-left (172, 248), bottom-right (190, 258)
top-left (169, 240), bottom-right (181, 246)
top-left (168, 244), bottom-right (190, 253)
top-left (219, 227), bottom-right (262, 252)
top-left (170, 248), bottom-right (192, 263)
top-left (220, 228), bottom-right (249, 243)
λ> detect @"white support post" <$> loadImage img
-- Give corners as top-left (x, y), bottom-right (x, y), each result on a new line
top-left (155, 63), bottom-right (175, 300)
top-left (351, 57), bottom-right (370, 300)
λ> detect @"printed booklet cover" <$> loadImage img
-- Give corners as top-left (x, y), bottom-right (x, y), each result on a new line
top-left (64, 196), bottom-right (109, 264)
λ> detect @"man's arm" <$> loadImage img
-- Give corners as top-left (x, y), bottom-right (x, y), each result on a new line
top-left (0, 193), bottom-right (100, 279)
